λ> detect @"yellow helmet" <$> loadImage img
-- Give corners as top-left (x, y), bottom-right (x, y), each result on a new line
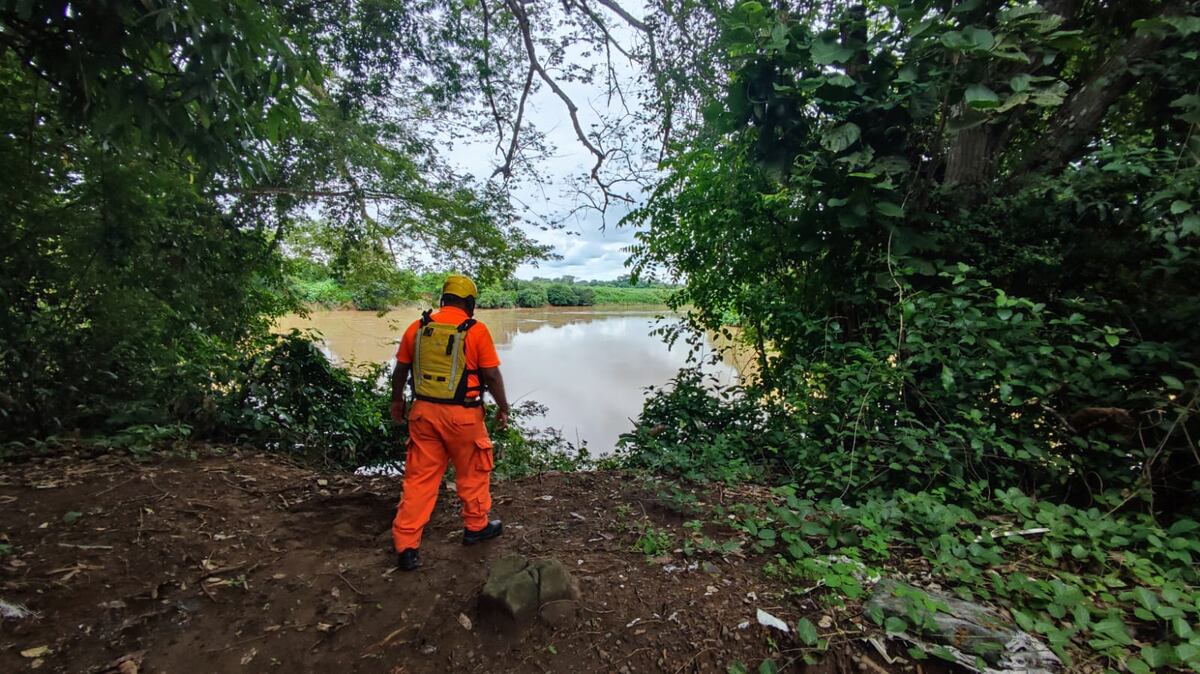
top-left (441, 274), bottom-right (479, 299)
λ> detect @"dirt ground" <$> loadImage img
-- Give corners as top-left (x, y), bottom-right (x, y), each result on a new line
top-left (0, 447), bottom-right (948, 673)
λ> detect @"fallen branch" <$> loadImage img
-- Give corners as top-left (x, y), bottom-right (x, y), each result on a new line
top-left (333, 571), bottom-right (368, 597)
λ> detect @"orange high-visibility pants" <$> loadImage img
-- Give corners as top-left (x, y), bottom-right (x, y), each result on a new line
top-left (392, 401), bottom-right (495, 552)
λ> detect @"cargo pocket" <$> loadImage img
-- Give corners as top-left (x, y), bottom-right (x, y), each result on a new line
top-left (475, 437), bottom-right (495, 472)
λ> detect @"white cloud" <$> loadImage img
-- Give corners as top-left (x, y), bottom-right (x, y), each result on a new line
top-left (438, 12), bottom-right (650, 282)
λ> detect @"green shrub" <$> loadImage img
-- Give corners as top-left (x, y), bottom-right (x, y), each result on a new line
top-left (344, 267), bottom-right (418, 312)
top-left (621, 268), bottom-right (1168, 503)
top-left (477, 288), bottom-right (517, 308)
top-left (516, 286), bottom-right (547, 307)
top-left (590, 286), bottom-right (673, 305)
top-left (291, 278), bottom-right (353, 306)
top-left (545, 284), bottom-right (600, 306)
top-left (487, 401), bottom-right (592, 479)
top-left (545, 283), bottom-right (577, 306)
top-left (727, 485), bottom-right (1200, 671)
top-left (216, 330), bottom-right (399, 467)
top-left (349, 281), bottom-right (397, 311)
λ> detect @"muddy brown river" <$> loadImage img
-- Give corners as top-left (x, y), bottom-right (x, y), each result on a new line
top-left (276, 306), bottom-right (747, 453)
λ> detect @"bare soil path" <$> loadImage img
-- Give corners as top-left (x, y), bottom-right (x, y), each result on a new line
top-left (0, 448), bottom-right (933, 673)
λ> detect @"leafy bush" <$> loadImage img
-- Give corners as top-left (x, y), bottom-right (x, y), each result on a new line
top-left (545, 284), bottom-right (573, 306)
top-left (0, 146), bottom-right (288, 439)
top-left (545, 284), bottom-right (598, 306)
top-left (623, 268), bottom-right (1177, 503)
top-left (290, 278), bottom-right (353, 306)
top-left (215, 330), bottom-right (399, 467)
top-left (574, 287), bottom-right (596, 305)
top-left (349, 280), bottom-right (400, 312)
top-left (727, 485), bottom-right (1200, 672)
top-left (590, 286), bottom-right (673, 305)
top-left (515, 286), bottom-right (547, 308)
top-left (477, 288), bottom-right (517, 308)
top-left (618, 369), bottom-right (763, 483)
top-left (488, 401), bottom-right (592, 479)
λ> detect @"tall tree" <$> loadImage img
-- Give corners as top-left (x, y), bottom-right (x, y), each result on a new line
top-left (628, 0), bottom-right (1200, 509)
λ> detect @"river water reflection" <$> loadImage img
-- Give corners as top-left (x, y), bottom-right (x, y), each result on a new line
top-left (275, 306), bottom-right (745, 453)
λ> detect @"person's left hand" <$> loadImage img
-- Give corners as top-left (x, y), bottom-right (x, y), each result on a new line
top-left (389, 399), bottom-right (407, 424)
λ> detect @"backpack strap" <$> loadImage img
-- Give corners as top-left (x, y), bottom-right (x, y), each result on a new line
top-left (457, 319), bottom-right (483, 398)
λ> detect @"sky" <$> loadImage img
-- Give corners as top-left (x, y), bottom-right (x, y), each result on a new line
top-left (440, 10), bottom-right (649, 282)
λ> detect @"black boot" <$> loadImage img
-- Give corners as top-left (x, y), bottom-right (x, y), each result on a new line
top-left (462, 519), bottom-right (503, 546)
top-left (397, 548), bottom-right (421, 571)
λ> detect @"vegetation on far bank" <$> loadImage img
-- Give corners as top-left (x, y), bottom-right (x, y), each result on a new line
top-left (286, 260), bottom-right (675, 311)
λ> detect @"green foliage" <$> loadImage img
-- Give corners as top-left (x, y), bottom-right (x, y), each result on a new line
top-left (202, 333), bottom-right (579, 472)
top-left (741, 486), bottom-right (1200, 670)
top-left (619, 369), bottom-right (762, 484)
top-left (634, 526), bottom-right (674, 556)
top-left (487, 401), bottom-right (592, 479)
top-left (289, 278), bottom-right (354, 307)
top-left (545, 283), bottom-right (576, 306)
top-left (620, 7), bottom-right (1200, 667)
top-left (0, 0), bottom-right (317, 177)
top-left (0, 66), bottom-right (288, 435)
top-left (216, 330), bottom-right (399, 467)
top-left (516, 286), bottom-right (548, 308)
top-left (628, 0), bottom-right (1200, 513)
top-left (623, 266), bottom-right (1189, 502)
top-left (0, 2), bottom-right (550, 441)
top-left (477, 288), bottom-right (517, 309)
top-left (589, 286), bottom-right (674, 305)
top-left (92, 424), bottom-right (195, 456)
top-left (545, 284), bottom-right (596, 306)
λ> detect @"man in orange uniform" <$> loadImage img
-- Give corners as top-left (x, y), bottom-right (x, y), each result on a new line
top-left (389, 275), bottom-right (510, 571)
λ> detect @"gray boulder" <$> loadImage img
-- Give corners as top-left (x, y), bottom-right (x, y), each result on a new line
top-left (480, 554), bottom-right (581, 626)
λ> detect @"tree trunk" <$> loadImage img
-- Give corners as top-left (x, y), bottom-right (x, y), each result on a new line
top-left (944, 122), bottom-right (993, 185)
top-left (1015, 8), bottom-right (1171, 177)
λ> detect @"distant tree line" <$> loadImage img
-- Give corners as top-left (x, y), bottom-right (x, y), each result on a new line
top-left (285, 259), bottom-right (678, 311)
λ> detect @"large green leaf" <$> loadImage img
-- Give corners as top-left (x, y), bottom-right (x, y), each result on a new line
top-left (877, 202), bottom-right (904, 218)
top-left (1010, 73), bottom-right (1033, 92)
top-left (1030, 81), bottom-right (1069, 107)
top-left (965, 84), bottom-right (1000, 109)
top-left (820, 122), bottom-right (861, 153)
top-left (961, 26), bottom-right (995, 51)
top-left (941, 27), bottom-right (994, 52)
top-left (996, 92), bottom-right (1029, 112)
top-left (795, 617), bottom-right (819, 646)
top-left (811, 37), bottom-right (853, 64)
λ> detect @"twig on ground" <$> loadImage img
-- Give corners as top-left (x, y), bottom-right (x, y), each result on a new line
top-left (199, 579), bottom-right (220, 603)
top-left (203, 632), bottom-right (272, 653)
top-left (671, 647), bottom-right (713, 674)
top-left (333, 570), bottom-right (368, 597)
top-left (94, 475), bottom-right (139, 497)
top-left (57, 543), bottom-right (114, 550)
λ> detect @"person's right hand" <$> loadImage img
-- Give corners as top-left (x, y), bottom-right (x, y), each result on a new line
top-left (389, 399), bottom-right (407, 424)
top-left (494, 406), bottom-right (510, 431)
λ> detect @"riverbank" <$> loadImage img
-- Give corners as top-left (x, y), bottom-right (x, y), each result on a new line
top-left (275, 306), bottom-right (742, 453)
top-left (288, 276), bottom-right (676, 312)
top-left (0, 446), bottom-right (945, 673)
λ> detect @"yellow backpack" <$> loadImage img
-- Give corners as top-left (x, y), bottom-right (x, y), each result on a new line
top-left (411, 310), bottom-right (483, 406)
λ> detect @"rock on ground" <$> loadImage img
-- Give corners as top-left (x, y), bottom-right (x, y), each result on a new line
top-left (480, 554), bottom-right (581, 626)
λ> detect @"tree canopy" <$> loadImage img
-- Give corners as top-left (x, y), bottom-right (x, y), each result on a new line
top-left (627, 0), bottom-right (1200, 511)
